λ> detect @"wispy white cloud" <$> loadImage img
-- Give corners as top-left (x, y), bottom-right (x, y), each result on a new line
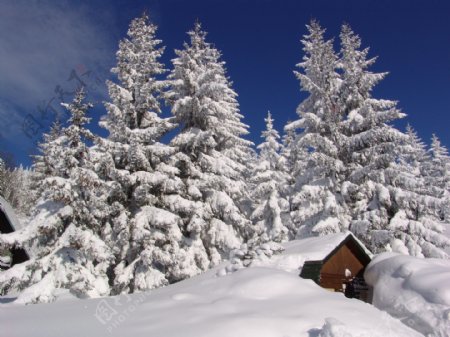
top-left (0, 0), bottom-right (117, 158)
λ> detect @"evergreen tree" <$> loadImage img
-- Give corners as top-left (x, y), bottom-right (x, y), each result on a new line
top-left (339, 23), bottom-right (405, 253)
top-left (96, 14), bottom-right (196, 294)
top-left (285, 22), bottom-right (449, 257)
top-left (423, 135), bottom-right (450, 247)
top-left (393, 125), bottom-right (431, 198)
top-left (382, 127), bottom-right (450, 257)
top-left (282, 124), bottom-right (307, 200)
top-left (424, 135), bottom-right (450, 198)
top-left (280, 125), bottom-right (295, 175)
top-left (0, 158), bottom-right (6, 197)
top-left (32, 119), bottom-right (63, 187)
top-left (401, 125), bottom-right (430, 173)
top-left (338, 25), bottom-right (450, 256)
top-left (24, 119), bottom-right (66, 217)
top-left (0, 89), bottom-right (113, 303)
top-left (392, 125), bottom-right (431, 203)
top-left (250, 112), bottom-right (291, 243)
top-left (287, 20), bottom-right (350, 238)
top-left (2, 165), bottom-right (36, 216)
top-left (165, 22), bottom-right (254, 268)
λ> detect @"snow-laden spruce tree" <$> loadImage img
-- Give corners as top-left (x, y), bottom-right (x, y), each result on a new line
top-left (339, 22), bottom-right (400, 220)
top-left (2, 165), bottom-right (36, 217)
top-left (286, 20), bottom-right (350, 238)
top-left (0, 158), bottom-right (6, 197)
top-left (165, 22), bottom-right (254, 268)
top-left (0, 89), bottom-right (113, 303)
top-left (424, 135), bottom-right (450, 198)
top-left (339, 23), bottom-right (406, 253)
top-left (281, 124), bottom-right (307, 200)
top-left (337, 24), bottom-right (449, 256)
top-left (27, 120), bottom-right (68, 220)
top-left (96, 14), bottom-right (202, 294)
top-left (280, 125), bottom-right (295, 174)
top-left (28, 120), bottom-right (67, 217)
top-left (250, 112), bottom-right (291, 243)
top-left (401, 125), bottom-right (430, 171)
top-left (32, 119), bottom-right (63, 187)
top-left (423, 135), bottom-right (450, 237)
top-left (393, 125), bottom-right (431, 202)
top-left (380, 126), bottom-right (450, 257)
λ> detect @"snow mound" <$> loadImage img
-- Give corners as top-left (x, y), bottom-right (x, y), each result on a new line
top-left (1, 266), bottom-right (420, 337)
top-left (365, 252), bottom-right (450, 336)
top-left (318, 318), bottom-right (358, 337)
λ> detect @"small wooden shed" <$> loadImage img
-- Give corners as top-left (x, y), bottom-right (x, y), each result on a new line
top-left (283, 232), bottom-right (373, 303)
top-left (0, 196), bottom-right (29, 270)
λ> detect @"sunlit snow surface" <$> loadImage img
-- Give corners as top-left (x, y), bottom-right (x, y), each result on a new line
top-left (366, 252), bottom-right (450, 337)
top-left (1, 264), bottom-right (421, 337)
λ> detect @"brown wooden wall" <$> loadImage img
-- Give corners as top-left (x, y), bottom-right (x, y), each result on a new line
top-left (319, 242), bottom-right (366, 291)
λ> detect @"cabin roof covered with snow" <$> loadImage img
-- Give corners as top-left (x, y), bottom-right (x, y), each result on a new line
top-left (0, 195), bottom-right (23, 232)
top-left (0, 195), bottom-right (29, 267)
top-left (282, 231), bottom-right (372, 263)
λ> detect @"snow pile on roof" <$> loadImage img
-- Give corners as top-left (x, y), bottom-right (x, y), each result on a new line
top-left (365, 252), bottom-right (450, 337)
top-left (249, 231), bottom-right (371, 274)
top-left (283, 231), bottom-right (371, 261)
top-left (0, 196), bottom-right (23, 231)
top-left (0, 266), bottom-right (420, 337)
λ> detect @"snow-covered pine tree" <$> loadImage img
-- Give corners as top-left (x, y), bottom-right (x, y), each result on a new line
top-left (339, 23), bottom-right (405, 253)
top-left (250, 112), bottom-right (291, 243)
top-left (0, 157), bottom-right (9, 271)
top-left (280, 125), bottom-right (295, 174)
top-left (286, 20), bottom-right (350, 238)
top-left (392, 125), bottom-right (430, 202)
top-left (2, 165), bottom-right (36, 217)
top-left (0, 89), bottom-right (113, 303)
top-left (337, 24), bottom-right (450, 256)
top-left (282, 123), bottom-right (307, 203)
top-left (31, 119), bottom-right (64, 199)
top-left (423, 135), bottom-right (450, 243)
top-left (424, 135), bottom-right (450, 198)
top-left (165, 22), bottom-right (254, 268)
top-left (401, 125), bottom-right (430, 172)
top-left (96, 14), bottom-right (197, 294)
top-left (339, 23), bottom-right (397, 230)
top-left (0, 157), bottom-right (6, 197)
top-left (380, 125), bottom-right (450, 257)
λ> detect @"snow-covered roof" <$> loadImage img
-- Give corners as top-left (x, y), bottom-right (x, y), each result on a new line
top-left (0, 195), bottom-right (23, 231)
top-left (282, 231), bottom-right (372, 262)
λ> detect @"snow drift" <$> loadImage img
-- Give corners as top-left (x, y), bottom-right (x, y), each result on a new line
top-left (365, 252), bottom-right (450, 337)
top-left (1, 266), bottom-right (421, 337)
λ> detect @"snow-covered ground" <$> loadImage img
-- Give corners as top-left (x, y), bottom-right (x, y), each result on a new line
top-left (1, 264), bottom-right (420, 337)
top-left (4, 233), bottom-right (449, 336)
top-left (365, 252), bottom-right (450, 337)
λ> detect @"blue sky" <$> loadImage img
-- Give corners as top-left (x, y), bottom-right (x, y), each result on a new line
top-left (1, 0), bottom-right (450, 166)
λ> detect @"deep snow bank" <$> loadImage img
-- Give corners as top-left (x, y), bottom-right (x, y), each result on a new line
top-left (365, 252), bottom-right (450, 337)
top-left (1, 266), bottom-right (420, 337)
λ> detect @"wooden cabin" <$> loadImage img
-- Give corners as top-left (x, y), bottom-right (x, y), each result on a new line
top-left (283, 232), bottom-right (373, 303)
top-left (0, 196), bottom-right (29, 270)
